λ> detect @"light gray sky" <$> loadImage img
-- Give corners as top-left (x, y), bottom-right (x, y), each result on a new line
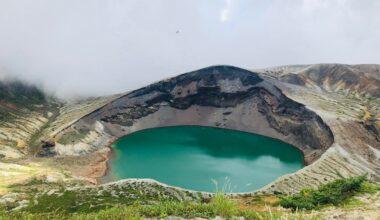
top-left (0, 0), bottom-right (379, 98)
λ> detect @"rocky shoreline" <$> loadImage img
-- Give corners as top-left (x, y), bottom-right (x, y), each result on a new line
top-left (81, 147), bottom-right (112, 185)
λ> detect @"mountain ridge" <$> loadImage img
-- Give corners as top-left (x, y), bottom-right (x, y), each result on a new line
top-left (0, 63), bottom-right (378, 196)
top-left (261, 63), bottom-right (380, 97)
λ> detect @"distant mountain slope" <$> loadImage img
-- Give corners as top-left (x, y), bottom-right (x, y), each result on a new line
top-left (262, 64), bottom-right (380, 97)
top-left (0, 80), bottom-right (55, 158)
top-left (0, 80), bottom-right (46, 107)
top-left (0, 79), bottom-right (119, 159)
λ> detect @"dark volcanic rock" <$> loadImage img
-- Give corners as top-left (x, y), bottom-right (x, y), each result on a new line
top-left (130, 65), bottom-right (263, 97)
top-left (62, 65), bottom-right (335, 163)
top-left (35, 140), bottom-right (56, 157)
top-left (100, 105), bottom-right (159, 126)
top-left (362, 120), bottom-right (380, 142)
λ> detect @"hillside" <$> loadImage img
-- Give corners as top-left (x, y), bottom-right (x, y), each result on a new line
top-left (261, 63), bottom-right (380, 142)
top-left (0, 64), bottom-right (379, 219)
top-left (0, 80), bottom-right (120, 196)
top-left (0, 80), bottom-right (54, 159)
top-left (262, 64), bottom-right (380, 98)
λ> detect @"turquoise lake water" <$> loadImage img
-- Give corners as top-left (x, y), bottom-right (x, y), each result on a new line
top-left (109, 126), bottom-right (303, 192)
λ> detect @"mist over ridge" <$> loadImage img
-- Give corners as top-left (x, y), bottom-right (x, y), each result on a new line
top-left (0, 0), bottom-right (379, 99)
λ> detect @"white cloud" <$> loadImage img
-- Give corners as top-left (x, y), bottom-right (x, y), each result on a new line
top-left (220, 0), bottom-right (233, 22)
top-left (0, 0), bottom-right (379, 99)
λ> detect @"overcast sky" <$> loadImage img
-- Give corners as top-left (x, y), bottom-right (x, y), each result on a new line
top-left (0, 0), bottom-right (379, 98)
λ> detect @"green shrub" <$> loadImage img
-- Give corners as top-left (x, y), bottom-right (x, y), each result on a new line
top-left (279, 189), bottom-right (315, 210)
top-left (280, 175), bottom-right (367, 211)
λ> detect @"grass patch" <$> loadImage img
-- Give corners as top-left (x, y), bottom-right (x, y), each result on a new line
top-left (338, 197), bottom-right (365, 209)
top-left (359, 181), bottom-right (380, 193)
top-left (57, 129), bottom-right (89, 145)
top-left (279, 175), bottom-right (369, 211)
top-left (212, 192), bottom-right (237, 218)
top-left (1, 198), bottom-right (320, 220)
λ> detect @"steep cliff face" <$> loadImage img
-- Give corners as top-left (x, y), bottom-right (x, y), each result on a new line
top-left (54, 66), bottom-right (334, 163)
top-left (261, 63), bottom-right (380, 152)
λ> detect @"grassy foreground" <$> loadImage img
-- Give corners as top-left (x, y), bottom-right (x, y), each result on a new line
top-left (0, 176), bottom-right (378, 220)
top-left (0, 193), bottom-right (319, 220)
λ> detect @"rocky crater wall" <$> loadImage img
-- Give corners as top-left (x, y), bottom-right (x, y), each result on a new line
top-left (53, 66), bottom-right (334, 164)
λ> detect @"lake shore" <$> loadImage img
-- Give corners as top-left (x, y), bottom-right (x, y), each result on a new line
top-left (107, 126), bottom-right (304, 192)
top-left (81, 146), bottom-right (112, 184)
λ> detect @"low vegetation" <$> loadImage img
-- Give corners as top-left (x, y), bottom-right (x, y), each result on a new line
top-left (0, 194), bottom-right (318, 220)
top-left (0, 176), bottom-right (378, 219)
top-left (279, 175), bottom-right (374, 211)
top-left (57, 129), bottom-right (89, 145)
